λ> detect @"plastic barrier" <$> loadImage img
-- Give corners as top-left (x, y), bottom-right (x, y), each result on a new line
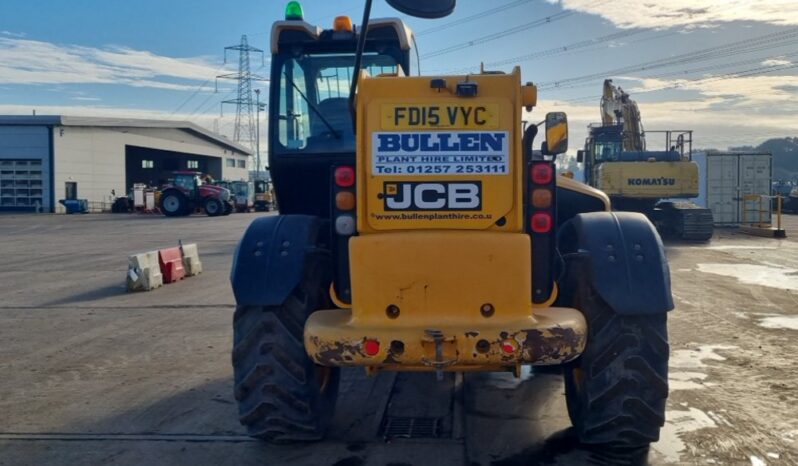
top-left (159, 247), bottom-right (186, 283)
top-left (127, 251), bottom-right (163, 291)
top-left (180, 243), bottom-right (203, 276)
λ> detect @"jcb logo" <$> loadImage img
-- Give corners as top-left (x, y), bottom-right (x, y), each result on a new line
top-left (382, 181), bottom-right (482, 211)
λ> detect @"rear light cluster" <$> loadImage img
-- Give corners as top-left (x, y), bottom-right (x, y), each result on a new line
top-left (332, 165), bottom-right (356, 304)
top-left (529, 163), bottom-right (554, 233)
top-left (334, 166), bottom-right (356, 236)
top-left (527, 162), bottom-right (557, 304)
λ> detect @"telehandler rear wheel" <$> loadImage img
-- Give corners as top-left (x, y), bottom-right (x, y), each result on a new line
top-left (232, 253), bottom-right (339, 443)
top-left (562, 257), bottom-right (669, 448)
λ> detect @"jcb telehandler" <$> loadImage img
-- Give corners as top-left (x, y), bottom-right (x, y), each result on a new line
top-left (231, 0), bottom-right (672, 449)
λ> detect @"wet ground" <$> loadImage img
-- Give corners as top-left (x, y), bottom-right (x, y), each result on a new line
top-left (0, 213), bottom-right (797, 466)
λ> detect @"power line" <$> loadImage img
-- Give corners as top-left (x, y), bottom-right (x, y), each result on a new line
top-left (552, 46), bottom-right (798, 99)
top-left (167, 63), bottom-right (228, 119)
top-left (436, 28), bottom-right (653, 74)
top-left (421, 10), bottom-right (575, 59)
top-left (537, 28), bottom-right (798, 91)
top-left (415, 0), bottom-right (534, 37)
top-left (563, 61), bottom-right (798, 104)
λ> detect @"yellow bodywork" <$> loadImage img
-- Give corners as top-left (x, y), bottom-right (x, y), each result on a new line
top-left (304, 68), bottom-right (596, 372)
top-left (596, 160), bottom-right (700, 198)
top-left (305, 231), bottom-right (585, 370)
top-left (356, 69), bottom-right (525, 233)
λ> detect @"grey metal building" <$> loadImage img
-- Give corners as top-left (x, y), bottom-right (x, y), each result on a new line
top-left (0, 116), bottom-right (252, 213)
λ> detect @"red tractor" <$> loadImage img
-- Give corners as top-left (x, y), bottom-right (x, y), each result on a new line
top-left (159, 171), bottom-right (233, 217)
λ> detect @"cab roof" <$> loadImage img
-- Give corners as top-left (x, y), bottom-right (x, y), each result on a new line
top-left (270, 17), bottom-right (414, 54)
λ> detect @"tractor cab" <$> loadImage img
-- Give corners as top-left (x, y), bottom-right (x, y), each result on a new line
top-left (268, 4), bottom-right (413, 217)
top-left (173, 171), bottom-right (203, 193)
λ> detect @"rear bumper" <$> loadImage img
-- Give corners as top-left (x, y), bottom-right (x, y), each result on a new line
top-left (304, 307), bottom-right (586, 371)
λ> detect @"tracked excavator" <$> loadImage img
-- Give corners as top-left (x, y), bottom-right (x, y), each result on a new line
top-left (577, 79), bottom-right (713, 240)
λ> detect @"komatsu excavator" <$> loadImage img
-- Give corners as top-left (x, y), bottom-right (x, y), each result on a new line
top-left (578, 79), bottom-right (713, 240)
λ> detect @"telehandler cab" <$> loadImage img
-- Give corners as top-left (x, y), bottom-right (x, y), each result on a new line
top-left (231, 0), bottom-right (673, 449)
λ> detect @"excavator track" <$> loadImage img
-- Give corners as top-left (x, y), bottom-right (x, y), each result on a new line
top-left (654, 201), bottom-right (714, 241)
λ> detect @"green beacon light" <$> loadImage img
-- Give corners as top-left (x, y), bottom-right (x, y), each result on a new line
top-left (285, 1), bottom-right (304, 20)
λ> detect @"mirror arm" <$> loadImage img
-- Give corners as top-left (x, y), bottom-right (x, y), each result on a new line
top-left (349, 0), bottom-right (373, 127)
top-left (523, 124), bottom-right (539, 163)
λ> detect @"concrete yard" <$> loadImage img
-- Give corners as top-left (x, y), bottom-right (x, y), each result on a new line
top-left (1, 213), bottom-right (797, 466)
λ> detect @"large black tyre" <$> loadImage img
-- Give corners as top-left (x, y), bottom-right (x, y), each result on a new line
top-left (204, 197), bottom-right (223, 217)
top-left (232, 253), bottom-right (340, 443)
top-left (561, 256), bottom-right (669, 448)
top-left (223, 201), bottom-right (233, 216)
top-left (160, 190), bottom-right (189, 217)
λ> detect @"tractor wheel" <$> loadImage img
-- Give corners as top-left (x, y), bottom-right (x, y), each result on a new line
top-left (204, 198), bottom-right (223, 217)
top-left (562, 257), bottom-right (669, 448)
top-left (160, 191), bottom-right (188, 217)
top-left (223, 202), bottom-right (233, 216)
top-left (232, 253), bottom-right (339, 443)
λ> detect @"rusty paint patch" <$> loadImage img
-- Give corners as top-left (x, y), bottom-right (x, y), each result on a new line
top-left (521, 327), bottom-right (585, 365)
top-left (308, 335), bottom-right (365, 365)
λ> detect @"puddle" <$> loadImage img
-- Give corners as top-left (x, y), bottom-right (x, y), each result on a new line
top-left (670, 345), bottom-right (737, 369)
top-left (653, 407), bottom-right (717, 463)
top-left (669, 371), bottom-right (709, 391)
top-left (704, 245), bottom-right (777, 251)
top-left (696, 263), bottom-right (798, 292)
top-left (758, 315), bottom-right (798, 331)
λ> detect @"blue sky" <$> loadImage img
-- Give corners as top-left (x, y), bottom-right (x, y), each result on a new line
top-left (1, 0), bottom-right (797, 158)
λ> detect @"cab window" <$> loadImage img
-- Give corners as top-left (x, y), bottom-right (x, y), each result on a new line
top-left (276, 53), bottom-right (398, 155)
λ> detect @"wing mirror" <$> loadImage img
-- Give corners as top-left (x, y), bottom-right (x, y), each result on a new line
top-left (577, 150), bottom-right (584, 163)
top-left (386, 0), bottom-right (456, 18)
top-left (544, 111), bottom-right (568, 155)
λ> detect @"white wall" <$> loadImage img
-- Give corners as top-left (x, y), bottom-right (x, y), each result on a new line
top-left (52, 126), bottom-right (249, 212)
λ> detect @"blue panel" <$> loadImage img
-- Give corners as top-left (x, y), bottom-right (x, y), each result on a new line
top-left (0, 126), bottom-right (51, 212)
top-left (0, 126), bottom-right (49, 158)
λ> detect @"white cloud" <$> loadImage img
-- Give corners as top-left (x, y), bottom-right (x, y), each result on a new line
top-left (548, 0), bottom-right (798, 29)
top-left (1, 30), bottom-right (26, 38)
top-left (533, 73), bottom-right (798, 151)
top-left (762, 58), bottom-right (792, 66)
top-left (0, 37), bottom-right (228, 91)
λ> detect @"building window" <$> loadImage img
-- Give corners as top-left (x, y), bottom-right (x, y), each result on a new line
top-left (226, 158), bottom-right (236, 167)
top-left (237, 159), bottom-right (246, 168)
top-left (142, 160), bottom-right (154, 169)
top-left (187, 160), bottom-right (199, 169)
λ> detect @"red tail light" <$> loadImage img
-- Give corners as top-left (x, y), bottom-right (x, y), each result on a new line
top-left (531, 163), bottom-right (553, 185)
top-left (531, 212), bottom-right (553, 233)
top-left (335, 166), bottom-right (355, 187)
top-left (363, 339), bottom-right (380, 356)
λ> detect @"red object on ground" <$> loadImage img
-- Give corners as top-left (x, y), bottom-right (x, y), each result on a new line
top-left (159, 247), bottom-right (186, 283)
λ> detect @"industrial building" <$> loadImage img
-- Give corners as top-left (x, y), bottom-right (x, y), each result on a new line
top-left (0, 116), bottom-right (252, 213)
